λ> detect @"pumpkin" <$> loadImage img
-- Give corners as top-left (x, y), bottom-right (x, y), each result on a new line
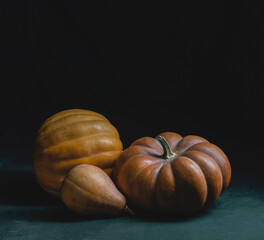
top-left (113, 132), bottom-right (231, 213)
top-left (61, 164), bottom-right (128, 216)
top-left (33, 109), bottom-right (123, 197)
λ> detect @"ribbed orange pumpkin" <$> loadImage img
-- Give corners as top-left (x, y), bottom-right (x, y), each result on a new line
top-left (33, 109), bottom-right (123, 197)
top-left (113, 132), bottom-right (231, 214)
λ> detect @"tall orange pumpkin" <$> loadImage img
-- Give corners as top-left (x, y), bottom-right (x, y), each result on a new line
top-left (113, 132), bottom-right (231, 213)
top-left (33, 109), bottom-right (123, 197)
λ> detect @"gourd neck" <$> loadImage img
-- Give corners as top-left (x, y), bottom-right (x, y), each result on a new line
top-left (124, 205), bottom-right (135, 216)
top-left (157, 136), bottom-right (176, 159)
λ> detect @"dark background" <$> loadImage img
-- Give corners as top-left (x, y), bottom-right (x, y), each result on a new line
top-left (0, 1), bottom-right (264, 239)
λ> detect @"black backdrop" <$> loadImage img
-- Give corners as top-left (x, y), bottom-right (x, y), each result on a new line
top-left (1, 0), bottom-right (264, 171)
top-left (1, 1), bottom-right (264, 239)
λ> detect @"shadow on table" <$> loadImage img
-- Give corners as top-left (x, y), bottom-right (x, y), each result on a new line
top-left (1, 166), bottom-right (264, 223)
top-left (29, 206), bottom-right (127, 222)
top-left (129, 208), bottom-right (210, 223)
top-left (27, 204), bottom-right (211, 223)
top-left (0, 169), bottom-right (60, 206)
top-left (0, 169), bottom-right (209, 223)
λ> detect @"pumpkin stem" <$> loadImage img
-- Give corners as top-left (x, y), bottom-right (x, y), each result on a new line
top-left (124, 205), bottom-right (135, 216)
top-left (157, 136), bottom-right (176, 159)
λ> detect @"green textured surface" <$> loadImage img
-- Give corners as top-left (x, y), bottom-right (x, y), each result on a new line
top-left (1, 151), bottom-right (264, 240)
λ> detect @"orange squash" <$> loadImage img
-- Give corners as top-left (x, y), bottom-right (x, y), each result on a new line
top-left (61, 164), bottom-right (128, 216)
top-left (33, 109), bottom-right (123, 197)
top-left (113, 132), bottom-right (231, 214)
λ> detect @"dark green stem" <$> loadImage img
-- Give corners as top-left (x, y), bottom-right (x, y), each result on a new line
top-left (156, 136), bottom-right (176, 159)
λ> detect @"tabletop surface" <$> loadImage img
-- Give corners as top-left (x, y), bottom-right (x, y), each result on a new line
top-left (1, 150), bottom-right (264, 240)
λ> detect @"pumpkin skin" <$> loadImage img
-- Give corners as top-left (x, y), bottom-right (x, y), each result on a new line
top-left (33, 109), bottom-right (123, 197)
top-left (113, 132), bottom-right (231, 214)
